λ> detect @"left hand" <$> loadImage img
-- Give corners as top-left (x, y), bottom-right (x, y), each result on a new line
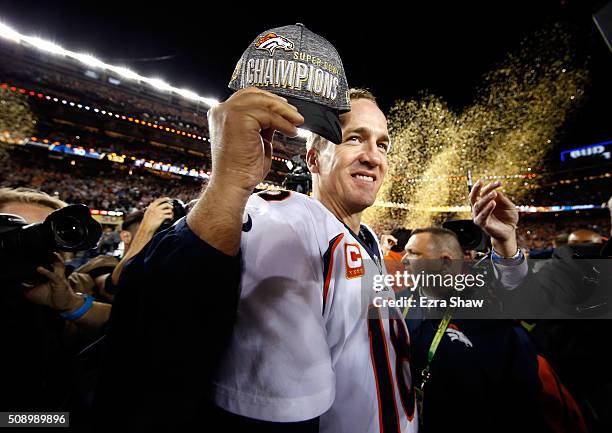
top-left (22, 253), bottom-right (84, 313)
top-left (469, 180), bottom-right (519, 257)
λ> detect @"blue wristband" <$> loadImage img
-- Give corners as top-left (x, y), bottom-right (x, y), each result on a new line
top-left (60, 293), bottom-right (94, 320)
top-left (491, 247), bottom-right (523, 264)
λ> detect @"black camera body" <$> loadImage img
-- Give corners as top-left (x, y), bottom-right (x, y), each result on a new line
top-left (442, 219), bottom-right (490, 252)
top-left (0, 204), bottom-right (102, 284)
top-left (280, 155), bottom-right (312, 194)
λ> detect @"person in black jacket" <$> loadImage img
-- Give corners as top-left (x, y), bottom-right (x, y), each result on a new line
top-left (0, 188), bottom-right (111, 430)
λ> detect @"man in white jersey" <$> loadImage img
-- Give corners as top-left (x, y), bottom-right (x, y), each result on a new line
top-left (204, 24), bottom-right (527, 433)
top-left (212, 88), bottom-right (417, 433)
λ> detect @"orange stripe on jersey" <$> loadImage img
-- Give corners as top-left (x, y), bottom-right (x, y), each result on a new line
top-left (322, 233), bottom-right (344, 313)
top-left (537, 355), bottom-right (587, 433)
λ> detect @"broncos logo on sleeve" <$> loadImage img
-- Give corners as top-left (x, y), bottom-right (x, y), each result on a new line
top-left (446, 326), bottom-right (474, 348)
top-left (254, 32), bottom-right (294, 55)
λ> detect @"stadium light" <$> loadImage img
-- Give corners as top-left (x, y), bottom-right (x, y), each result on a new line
top-left (26, 37), bottom-right (67, 56)
top-left (176, 88), bottom-right (199, 101)
top-left (110, 66), bottom-right (140, 81)
top-left (72, 53), bottom-right (105, 69)
top-left (0, 22), bottom-right (20, 42)
top-left (0, 19), bottom-right (219, 106)
top-left (147, 78), bottom-right (173, 92)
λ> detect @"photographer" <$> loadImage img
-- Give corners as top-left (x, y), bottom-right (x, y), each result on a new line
top-left (87, 198), bottom-right (179, 302)
top-left (110, 197), bottom-right (176, 287)
top-left (0, 188), bottom-right (110, 413)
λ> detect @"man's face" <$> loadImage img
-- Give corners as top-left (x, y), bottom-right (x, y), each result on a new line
top-left (0, 203), bottom-right (55, 224)
top-left (120, 224), bottom-right (139, 253)
top-left (312, 99), bottom-right (390, 213)
top-left (532, 236), bottom-right (546, 248)
top-left (402, 233), bottom-right (442, 275)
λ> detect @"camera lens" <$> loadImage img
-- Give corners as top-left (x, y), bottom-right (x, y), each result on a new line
top-left (53, 216), bottom-right (87, 248)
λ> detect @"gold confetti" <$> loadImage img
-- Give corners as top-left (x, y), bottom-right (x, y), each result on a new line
top-left (0, 88), bottom-right (36, 160)
top-left (364, 23), bottom-right (589, 232)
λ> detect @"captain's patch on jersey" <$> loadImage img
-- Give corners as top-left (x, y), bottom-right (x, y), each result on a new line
top-left (344, 243), bottom-right (365, 279)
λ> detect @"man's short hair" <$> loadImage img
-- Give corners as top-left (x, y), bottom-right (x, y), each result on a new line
top-left (0, 187), bottom-right (66, 212)
top-left (411, 227), bottom-right (464, 259)
top-left (348, 88), bottom-right (377, 105)
top-left (306, 88), bottom-right (378, 152)
top-left (121, 210), bottom-right (145, 232)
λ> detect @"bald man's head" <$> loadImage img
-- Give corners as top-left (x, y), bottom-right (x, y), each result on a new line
top-left (568, 229), bottom-right (603, 245)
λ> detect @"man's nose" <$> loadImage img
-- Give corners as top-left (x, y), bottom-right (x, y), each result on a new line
top-left (359, 140), bottom-right (382, 167)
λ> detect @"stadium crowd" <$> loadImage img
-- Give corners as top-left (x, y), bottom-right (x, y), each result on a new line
top-left (2, 150), bottom-right (609, 249)
top-left (0, 154), bottom-right (204, 213)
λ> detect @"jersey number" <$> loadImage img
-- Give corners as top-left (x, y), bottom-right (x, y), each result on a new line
top-left (368, 307), bottom-right (416, 432)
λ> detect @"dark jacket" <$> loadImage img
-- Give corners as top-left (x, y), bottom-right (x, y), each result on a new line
top-left (94, 218), bottom-right (241, 431)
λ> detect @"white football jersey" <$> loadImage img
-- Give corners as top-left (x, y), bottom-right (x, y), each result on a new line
top-left (212, 191), bottom-right (418, 433)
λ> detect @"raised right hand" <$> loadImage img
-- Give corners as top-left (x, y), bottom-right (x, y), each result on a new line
top-left (207, 87), bottom-right (304, 193)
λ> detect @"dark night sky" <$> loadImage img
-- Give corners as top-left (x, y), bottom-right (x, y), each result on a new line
top-left (1, 0), bottom-right (610, 147)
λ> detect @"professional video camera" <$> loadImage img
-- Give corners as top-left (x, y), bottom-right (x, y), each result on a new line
top-left (0, 204), bottom-right (102, 284)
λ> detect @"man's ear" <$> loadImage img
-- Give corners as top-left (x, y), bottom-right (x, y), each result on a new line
top-left (306, 148), bottom-right (319, 174)
top-left (120, 230), bottom-right (132, 245)
top-left (440, 254), bottom-right (454, 273)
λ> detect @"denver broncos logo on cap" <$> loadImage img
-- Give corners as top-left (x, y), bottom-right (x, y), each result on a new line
top-left (255, 33), bottom-right (294, 56)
